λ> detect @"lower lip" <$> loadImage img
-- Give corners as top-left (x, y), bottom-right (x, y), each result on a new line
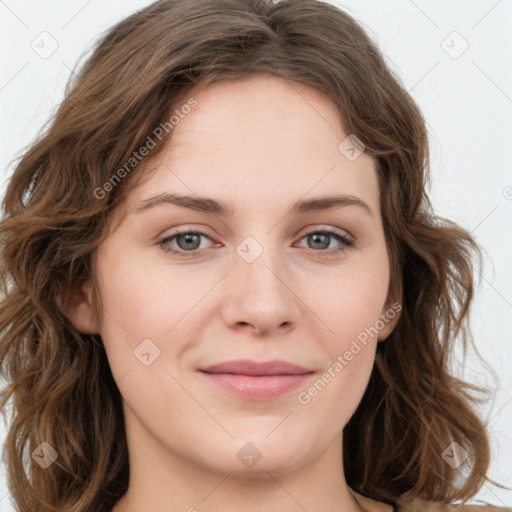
top-left (199, 372), bottom-right (314, 400)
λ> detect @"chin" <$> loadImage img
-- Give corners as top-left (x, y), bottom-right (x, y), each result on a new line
top-left (212, 455), bottom-right (310, 479)
top-left (197, 437), bottom-right (315, 478)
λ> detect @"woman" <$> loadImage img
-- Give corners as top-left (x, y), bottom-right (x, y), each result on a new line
top-left (0, 1), bottom-right (509, 511)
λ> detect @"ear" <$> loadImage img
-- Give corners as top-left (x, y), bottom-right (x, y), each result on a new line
top-left (60, 279), bottom-right (100, 334)
top-left (377, 279), bottom-right (403, 342)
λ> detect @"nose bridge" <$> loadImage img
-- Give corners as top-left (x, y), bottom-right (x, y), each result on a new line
top-left (222, 233), bottom-right (299, 335)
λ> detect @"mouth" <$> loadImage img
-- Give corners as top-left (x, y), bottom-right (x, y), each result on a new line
top-left (198, 359), bottom-right (315, 400)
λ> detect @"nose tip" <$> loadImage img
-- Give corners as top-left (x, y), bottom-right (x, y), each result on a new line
top-left (220, 246), bottom-right (302, 337)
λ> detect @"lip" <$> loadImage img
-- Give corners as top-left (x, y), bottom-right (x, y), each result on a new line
top-left (198, 359), bottom-right (315, 400)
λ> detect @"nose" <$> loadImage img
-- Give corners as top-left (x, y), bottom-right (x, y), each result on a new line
top-left (221, 247), bottom-right (301, 337)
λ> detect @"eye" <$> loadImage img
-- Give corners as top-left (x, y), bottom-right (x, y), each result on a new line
top-left (157, 227), bottom-right (354, 258)
top-left (158, 229), bottom-right (215, 257)
top-left (295, 228), bottom-right (354, 255)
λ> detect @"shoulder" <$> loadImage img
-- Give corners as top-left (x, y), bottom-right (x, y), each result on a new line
top-left (352, 490), bottom-right (510, 512)
top-left (395, 495), bottom-right (511, 512)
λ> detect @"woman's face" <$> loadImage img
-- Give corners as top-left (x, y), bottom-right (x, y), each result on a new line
top-left (72, 75), bottom-right (400, 477)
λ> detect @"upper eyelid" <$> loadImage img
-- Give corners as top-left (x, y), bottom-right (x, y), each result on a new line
top-left (158, 228), bottom-right (355, 261)
top-left (162, 226), bottom-right (353, 244)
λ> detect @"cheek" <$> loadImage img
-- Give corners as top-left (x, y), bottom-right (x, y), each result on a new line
top-left (93, 245), bottom-right (170, 377)
top-left (96, 244), bottom-right (187, 336)
top-left (313, 256), bottom-right (390, 349)
top-left (94, 245), bottom-right (215, 378)
top-left (295, 271), bottom-right (387, 429)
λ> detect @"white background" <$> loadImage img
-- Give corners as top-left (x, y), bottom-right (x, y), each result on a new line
top-left (0, 0), bottom-right (511, 510)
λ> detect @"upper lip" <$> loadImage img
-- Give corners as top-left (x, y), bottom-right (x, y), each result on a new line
top-left (199, 359), bottom-right (314, 376)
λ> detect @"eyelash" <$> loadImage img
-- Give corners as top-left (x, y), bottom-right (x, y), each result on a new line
top-left (157, 227), bottom-right (354, 258)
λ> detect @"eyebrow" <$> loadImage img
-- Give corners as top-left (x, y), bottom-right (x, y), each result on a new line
top-left (133, 192), bottom-right (373, 218)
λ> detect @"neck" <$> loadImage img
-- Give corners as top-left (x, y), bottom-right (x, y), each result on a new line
top-left (112, 411), bottom-right (373, 512)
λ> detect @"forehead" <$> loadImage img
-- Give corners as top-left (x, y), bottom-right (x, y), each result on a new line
top-left (122, 75), bottom-right (380, 222)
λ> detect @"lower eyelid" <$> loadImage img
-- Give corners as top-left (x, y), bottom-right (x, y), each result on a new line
top-left (159, 229), bottom-right (353, 255)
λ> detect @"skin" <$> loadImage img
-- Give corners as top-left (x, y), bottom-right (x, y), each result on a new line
top-left (66, 74), bottom-right (401, 512)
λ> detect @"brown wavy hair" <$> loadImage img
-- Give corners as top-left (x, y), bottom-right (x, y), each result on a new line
top-left (0, 0), bottom-right (505, 510)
